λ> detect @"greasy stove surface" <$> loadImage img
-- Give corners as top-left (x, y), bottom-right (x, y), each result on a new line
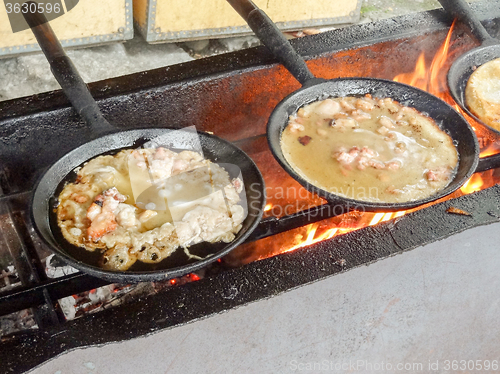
top-left (1, 1), bottom-right (500, 372)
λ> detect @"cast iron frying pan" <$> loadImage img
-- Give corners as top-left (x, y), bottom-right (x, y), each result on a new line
top-left (26, 9), bottom-right (265, 283)
top-left (437, 0), bottom-right (500, 134)
top-left (227, 0), bottom-right (500, 212)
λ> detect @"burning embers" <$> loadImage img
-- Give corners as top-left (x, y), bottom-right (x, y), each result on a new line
top-left (393, 20), bottom-right (457, 98)
top-left (51, 256), bottom-right (203, 321)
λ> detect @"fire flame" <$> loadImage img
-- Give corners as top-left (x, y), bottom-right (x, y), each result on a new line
top-left (278, 20), bottom-right (497, 254)
top-left (480, 145), bottom-right (499, 157)
top-left (460, 174), bottom-right (484, 194)
top-left (393, 20), bottom-right (456, 101)
top-left (283, 210), bottom-right (406, 253)
top-left (393, 53), bottom-right (428, 89)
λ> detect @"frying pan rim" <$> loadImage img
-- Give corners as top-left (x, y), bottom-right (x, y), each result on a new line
top-left (30, 128), bottom-right (266, 282)
top-left (447, 43), bottom-right (500, 136)
top-left (266, 76), bottom-right (480, 211)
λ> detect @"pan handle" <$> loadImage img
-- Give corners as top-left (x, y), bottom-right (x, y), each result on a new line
top-left (23, 5), bottom-right (115, 136)
top-left (437, 0), bottom-right (497, 45)
top-left (475, 152), bottom-right (500, 173)
top-left (226, 0), bottom-right (317, 86)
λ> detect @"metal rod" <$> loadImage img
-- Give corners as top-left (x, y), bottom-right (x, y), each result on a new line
top-left (226, 0), bottom-right (315, 85)
top-left (437, 0), bottom-right (497, 44)
top-left (23, 4), bottom-right (115, 137)
top-left (475, 152), bottom-right (500, 172)
top-left (0, 173), bottom-right (61, 326)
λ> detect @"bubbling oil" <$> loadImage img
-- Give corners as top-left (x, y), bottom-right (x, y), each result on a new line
top-left (281, 96), bottom-right (458, 203)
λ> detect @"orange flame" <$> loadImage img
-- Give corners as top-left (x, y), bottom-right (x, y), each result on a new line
top-left (283, 210), bottom-right (406, 252)
top-left (277, 21), bottom-right (500, 254)
top-left (393, 53), bottom-right (428, 89)
top-left (394, 20), bottom-right (456, 100)
top-left (283, 225), bottom-right (339, 253)
top-left (367, 211), bottom-right (406, 225)
top-left (480, 146), bottom-right (500, 157)
top-left (393, 19), bottom-right (493, 197)
top-left (460, 174), bottom-right (484, 194)
top-left (429, 21), bottom-right (455, 97)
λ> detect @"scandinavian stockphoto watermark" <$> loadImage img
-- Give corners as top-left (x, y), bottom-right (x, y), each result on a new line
top-left (290, 360), bottom-right (424, 372)
top-left (247, 184), bottom-right (377, 218)
top-left (289, 359), bottom-right (500, 372)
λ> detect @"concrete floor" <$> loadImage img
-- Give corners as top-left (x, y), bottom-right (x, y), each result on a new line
top-left (29, 222), bottom-right (500, 374)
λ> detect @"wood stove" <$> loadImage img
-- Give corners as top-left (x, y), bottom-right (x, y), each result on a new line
top-left (1, 1), bottom-right (500, 372)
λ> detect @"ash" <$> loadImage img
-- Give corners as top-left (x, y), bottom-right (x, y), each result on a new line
top-left (45, 254), bottom-right (79, 278)
top-left (58, 283), bottom-right (149, 321)
top-left (0, 264), bottom-right (37, 337)
top-left (0, 265), bottom-right (21, 291)
top-left (0, 310), bottom-right (37, 337)
top-left (0, 34), bottom-right (194, 102)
